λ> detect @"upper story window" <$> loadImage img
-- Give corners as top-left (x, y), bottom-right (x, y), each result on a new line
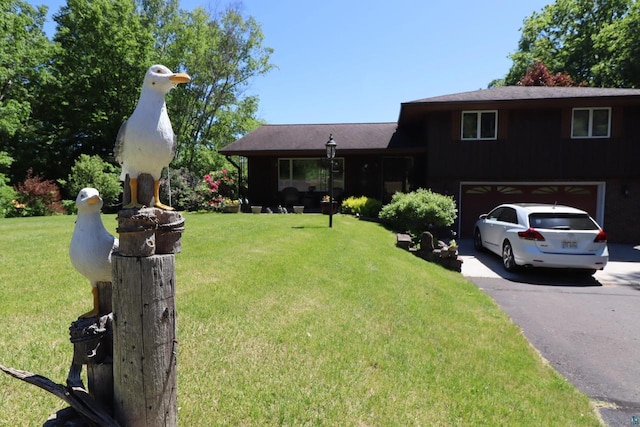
top-left (461, 111), bottom-right (498, 140)
top-left (571, 107), bottom-right (611, 138)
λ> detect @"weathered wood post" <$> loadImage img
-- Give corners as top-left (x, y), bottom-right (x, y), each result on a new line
top-left (112, 173), bottom-right (183, 426)
top-left (87, 280), bottom-right (114, 411)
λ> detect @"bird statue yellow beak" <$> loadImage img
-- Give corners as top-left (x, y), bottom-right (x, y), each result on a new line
top-left (86, 195), bottom-right (101, 205)
top-left (169, 73), bottom-right (191, 84)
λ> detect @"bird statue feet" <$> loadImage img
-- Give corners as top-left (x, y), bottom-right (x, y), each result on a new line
top-left (79, 287), bottom-right (100, 319)
top-left (153, 180), bottom-right (173, 210)
top-left (154, 201), bottom-right (174, 211)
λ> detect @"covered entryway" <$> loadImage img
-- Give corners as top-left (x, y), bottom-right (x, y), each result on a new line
top-left (459, 182), bottom-right (605, 239)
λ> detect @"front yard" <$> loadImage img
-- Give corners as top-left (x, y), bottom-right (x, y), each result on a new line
top-left (0, 213), bottom-right (601, 425)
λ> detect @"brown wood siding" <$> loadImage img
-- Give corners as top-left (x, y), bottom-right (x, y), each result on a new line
top-left (428, 106), bottom-right (640, 181)
top-left (247, 157), bottom-right (278, 206)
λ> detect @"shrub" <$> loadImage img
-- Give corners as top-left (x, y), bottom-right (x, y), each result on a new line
top-left (341, 196), bottom-right (382, 218)
top-left (200, 169), bottom-right (239, 211)
top-left (8, 168), bottom-right (65, 217)
top-left (378, 189), bottom-right (457, 237)
top-left (0, 151), bottom-right (16, 218)
top-left (159, 167), bottom-right (202, 211)
top-left (65, 154), bottom-right (122, 212)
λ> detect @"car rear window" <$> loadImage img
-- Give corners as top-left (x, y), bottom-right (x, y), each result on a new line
top-left (528, 213), bottom-right (599, 230)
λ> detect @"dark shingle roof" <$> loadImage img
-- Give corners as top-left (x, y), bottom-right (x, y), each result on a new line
top-left (222, 86), bottom-right (640, 154)
top-left (407, 86), bottom-right (640, 104)
top-left (399, 86), bottom-right (640, 125)
top-left (221, 122), bottom-right (423, 156)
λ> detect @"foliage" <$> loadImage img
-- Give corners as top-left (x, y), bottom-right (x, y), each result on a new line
top-left (502, 0), bottom-right (635, 87)
top-left (165, 6), bottom-right (273, 172)
top-left (378, 188), bottom-right (457, 237)
top-left (591, 0), bottom-right (640, 87)
top-left (7, 168), bottom-right (65, 217)
top-left (517, 61), bottom-right (580, 86)
top-left (41, 0), bottom-right (154, 178)
top-left (1, 0), bottom-right (273, 193)
top-left (0, 151), bottom-right (16, 217)
top-left (341, 195), bottom-right (382, 218)
top-left (159, 167), bottom-right (201, 212)
top-left (64, 154), bottom-right (122, 211)
top-left (0, 1), bottom-right (53, 139)
top-left (0, 214), bottom-right (602, 425)
top-left (200, 169), bottom-right (239, 211)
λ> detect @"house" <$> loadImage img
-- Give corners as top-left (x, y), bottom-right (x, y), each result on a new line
top-left (220, 86), bottom-right (640, 243)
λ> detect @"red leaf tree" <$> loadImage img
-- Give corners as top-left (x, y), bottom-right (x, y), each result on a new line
top-left (517, 61), bottom-right (582, 87)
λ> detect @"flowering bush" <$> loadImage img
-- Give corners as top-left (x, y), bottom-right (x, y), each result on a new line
top-left (7, 168), bottom-right (65, 217)
top-left (201, 169), bottom-right (240, 211)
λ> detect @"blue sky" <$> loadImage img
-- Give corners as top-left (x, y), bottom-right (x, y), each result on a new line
top-left (33, 0), bottom-right (552, 124)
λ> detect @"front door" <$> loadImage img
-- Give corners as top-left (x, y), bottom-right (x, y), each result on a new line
top-left (382, 157), bottom-right (413, 203)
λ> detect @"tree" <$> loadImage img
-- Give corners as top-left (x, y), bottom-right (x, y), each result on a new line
top-left (2, 0), bottom-right (274, 189)
top-left (0, 1), bottom-right (54, 181)
top-left (160, 6), bottom-right (274, 176)
top-left (591, 0), bottom-right (640, 87)
top-left (48, 0), bottom-right (155, 165)
top-left (517, 61), bottom-right (579, 86)
top-left (503, 0), bottom-right (634, 87)
top-left (0, 1), bottom-right (52, 137)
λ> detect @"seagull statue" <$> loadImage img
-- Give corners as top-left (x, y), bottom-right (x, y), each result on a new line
top-left (69, 188), bottom-right (119, 318)
top-left (114, 64), bottom-right (191, 210)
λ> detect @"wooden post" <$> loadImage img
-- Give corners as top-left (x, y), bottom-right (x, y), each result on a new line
top-left (87, 280), bottom-right (114, 413)
top-left (113, 172), bottom-right (183, 426)
top-left (112, 254), bottom-right (177, 426)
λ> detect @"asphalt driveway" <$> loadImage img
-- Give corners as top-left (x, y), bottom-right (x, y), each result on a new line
top-left (458, 239), bottom-right (640, 426)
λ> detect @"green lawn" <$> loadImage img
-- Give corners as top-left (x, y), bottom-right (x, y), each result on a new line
top-left (0, 213), bottom-right (602, 426)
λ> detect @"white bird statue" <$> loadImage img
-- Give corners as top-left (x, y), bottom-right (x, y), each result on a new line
top-left (114, 64), bottom-right (190, 210)
top-left (69, 188), bottom-right (119, 318)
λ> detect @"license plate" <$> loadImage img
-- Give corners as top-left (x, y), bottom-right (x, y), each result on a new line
top-left (562, 241), bottom-right (577, 249)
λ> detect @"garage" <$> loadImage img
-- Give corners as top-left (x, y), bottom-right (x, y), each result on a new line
top-left (458, 182), bottom-right (605, 239)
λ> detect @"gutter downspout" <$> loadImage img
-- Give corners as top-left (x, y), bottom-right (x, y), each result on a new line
top-left (225, 155), bottom-right (245, 205)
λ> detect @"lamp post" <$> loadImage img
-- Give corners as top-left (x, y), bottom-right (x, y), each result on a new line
top-left (325, 134), bottom-right (337, 228)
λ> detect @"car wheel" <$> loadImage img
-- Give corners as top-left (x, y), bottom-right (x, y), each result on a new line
top-left (502, 240), bottom-right (518, 272)
top-left (474, 228), bottom-right (484, 251)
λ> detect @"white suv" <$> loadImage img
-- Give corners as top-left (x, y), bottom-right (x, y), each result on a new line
top-left (474, 203), bottom-right (608, 274)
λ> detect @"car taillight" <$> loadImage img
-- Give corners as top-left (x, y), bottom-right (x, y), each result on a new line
top-left (594, 230), bottom-right (608, 242)
top-left (517, 228), bottom-right (545, 241)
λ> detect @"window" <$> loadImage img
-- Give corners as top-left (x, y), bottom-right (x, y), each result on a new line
top-left (529, 213), bottom-right (599, 231)
top-left (462, 111), bottom-right (497, 140)
top-left (571, 108), bottom-right (610, 138)
top-left (278, 158), bottom-right (344, 192)
top-left (486, 207), bottom-right (518, 224)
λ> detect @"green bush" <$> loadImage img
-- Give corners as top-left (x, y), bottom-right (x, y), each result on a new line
top-left (0, 151), bottom-right (16, 218)
top-left (341, 195), bottom-right (382, 218)
top-left (159, 167), bottom-right (202, 211)
top-left (378, 188), bottom-right (457, 237)
top-left (65, 154), bottom-right (121, 212)
top-left (0, 184), bottom-right (17, 218)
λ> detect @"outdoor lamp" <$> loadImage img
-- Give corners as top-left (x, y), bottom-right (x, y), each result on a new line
top-left (326, 134), bottom-right (337, 159)
top-left (325, 134), bottom-right (337, 228)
